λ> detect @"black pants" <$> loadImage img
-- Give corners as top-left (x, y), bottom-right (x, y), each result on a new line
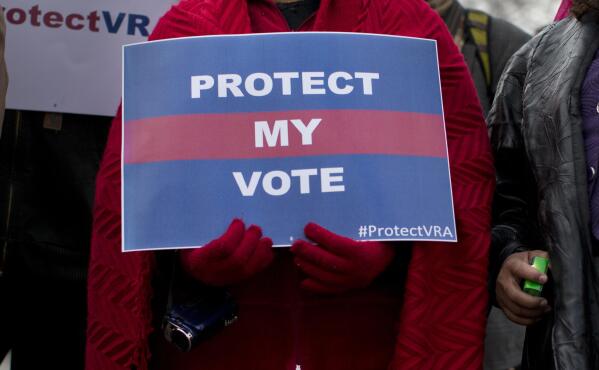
top-left (4, 267), bottom-right (87, 370)
top-left (0, 110), bottom-right (111, 370)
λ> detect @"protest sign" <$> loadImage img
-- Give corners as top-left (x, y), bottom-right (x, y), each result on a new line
top-left (122, 32), bottom-right (456, 251)
top-left (2, 0), bottom-right (174, 115)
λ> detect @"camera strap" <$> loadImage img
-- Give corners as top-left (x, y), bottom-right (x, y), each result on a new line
top-left (163, 251), bottom-right (236, 309)
top-left (165, 252), bottom-right (177, 312)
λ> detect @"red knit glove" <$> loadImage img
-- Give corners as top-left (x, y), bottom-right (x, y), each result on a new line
top-left (290, 222), bottom-right (395, 294)
top-left (180, 219), bottom-right (274, 286)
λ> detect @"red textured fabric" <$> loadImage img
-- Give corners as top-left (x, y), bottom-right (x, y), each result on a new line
top-left (86, 0), bottom-right (494, 369)
top-left (385, 2), bottom-right (494, 368)
top-left (180, 219), bottom-right (274, 286)
top-left (291, 223), bottom-right (395, 294)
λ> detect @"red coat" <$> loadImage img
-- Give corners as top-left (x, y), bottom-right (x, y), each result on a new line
top-left (86, 0), bottom-right (494, 369)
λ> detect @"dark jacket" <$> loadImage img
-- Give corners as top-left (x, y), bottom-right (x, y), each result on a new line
top-left (0, 110), bottom-right (110, 281)
top-left (488, 14), bottom-right (599, 370)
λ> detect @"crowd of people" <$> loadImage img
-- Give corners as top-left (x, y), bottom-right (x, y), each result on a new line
top-left (1, 0), bottom-right (598, 369)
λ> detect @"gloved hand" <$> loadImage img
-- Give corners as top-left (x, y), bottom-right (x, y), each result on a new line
top-left (291, 222), bottom-right (395, 294)
top-left (180, 219), bottom-right (274, 286)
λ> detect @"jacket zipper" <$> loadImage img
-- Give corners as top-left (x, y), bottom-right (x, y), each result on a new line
top-left (0, 110), bottom-right (21, 276)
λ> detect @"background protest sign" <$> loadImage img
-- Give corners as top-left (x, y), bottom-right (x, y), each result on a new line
top-left (2, 0), bottom-right (174, 116)
top-left (122, 32), bottom-right (456, 252)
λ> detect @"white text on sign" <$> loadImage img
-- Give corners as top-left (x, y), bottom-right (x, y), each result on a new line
top-left (190, 71), bottom-right (379, 98)
top-left (233, 168), bottom-right (345, 196)
top-left (232, 118), bottom-right (346, 196)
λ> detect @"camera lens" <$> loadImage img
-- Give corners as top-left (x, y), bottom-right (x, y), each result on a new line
top-left (170, 328), bottom-right (192, 352)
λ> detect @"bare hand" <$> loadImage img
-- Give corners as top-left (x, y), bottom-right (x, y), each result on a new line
top-left (496, 250), bottom-right (550, 325)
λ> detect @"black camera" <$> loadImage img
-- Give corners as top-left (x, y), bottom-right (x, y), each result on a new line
top-left (162, 288), bottom-right (238, 352)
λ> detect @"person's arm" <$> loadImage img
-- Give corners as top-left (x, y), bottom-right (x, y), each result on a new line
top-left (487, 34), bottom-right (550, 325)
top-left (488, 17), bottom-right (531, 99)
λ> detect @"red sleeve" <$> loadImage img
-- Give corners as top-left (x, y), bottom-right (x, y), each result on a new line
top-left (85, 3), bottom-right (229, 370)
top-left (382, 1), bottom-right (495, 369)
top-left (86, 107), bottom-right (157, 370)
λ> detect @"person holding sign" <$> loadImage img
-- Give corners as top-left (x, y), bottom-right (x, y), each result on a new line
top-left (86, 1), bottom-right (494, 370)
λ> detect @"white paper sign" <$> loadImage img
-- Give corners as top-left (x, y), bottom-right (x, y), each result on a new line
top-left (2, 0), bottom-right (175, 116)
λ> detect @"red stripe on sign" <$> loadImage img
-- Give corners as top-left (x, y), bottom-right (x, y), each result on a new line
top-left (124, 110), bottom-right (447, 163)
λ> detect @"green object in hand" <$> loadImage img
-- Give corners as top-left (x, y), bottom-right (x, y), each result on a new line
top-left (523, 256), bottom-right (549, 296)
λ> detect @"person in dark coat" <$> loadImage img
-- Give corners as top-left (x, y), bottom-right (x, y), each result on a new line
top-left (488, 0), bottom-right (599, 368)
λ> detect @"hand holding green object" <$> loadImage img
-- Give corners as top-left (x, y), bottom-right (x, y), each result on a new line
top-left (523, 256), bottom-right (549, 296)
top-left (496, 250), bottom-right (550, 326)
